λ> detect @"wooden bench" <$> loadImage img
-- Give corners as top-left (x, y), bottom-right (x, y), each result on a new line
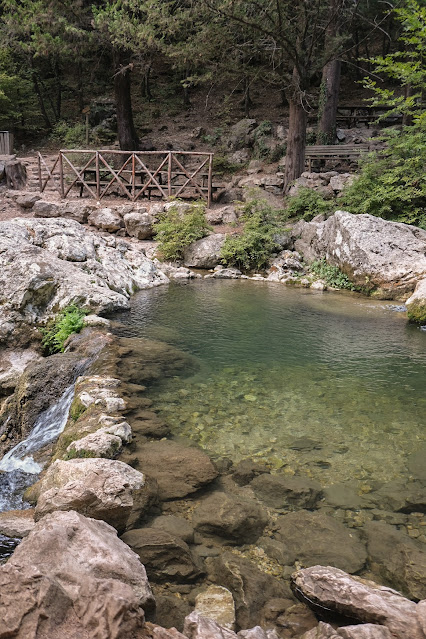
top-left (305, 144), bottom-right (370, 171)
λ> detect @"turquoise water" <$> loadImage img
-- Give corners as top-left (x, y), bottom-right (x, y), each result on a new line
top-left (112, 280), bottom-right (426, 485)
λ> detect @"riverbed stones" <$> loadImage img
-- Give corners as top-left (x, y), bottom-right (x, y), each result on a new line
top-left (0, 217), bottom-right (168, 347)
top-left (291, 565), bottom-right (423, 639)
top-left (250, 474), bottom-right (322, 509)
top-left (121, 528), bottom-right (200, 582)
top-left (6, 510), bottom-right (155, 633)
top-left (136, 440), bottom-right (218, 500)
top-left (34, 458), bottom-right (148, 532)
top-left (291, 211), bottom-right (426, 297)
top-left (362, 520), bottom-right (426, 600)
top-left (183, 234), bottom-right (227, 269)
top-left (273, 511), bottom-right (367, 573)
top-left (301, 622), bottom-right (393, 638)
top-left (192, 491), bottom-right (268, 544)
top-left (206, 551), bottom-right (291, 629)
top-left (194, 585), bottom-right (236, 630)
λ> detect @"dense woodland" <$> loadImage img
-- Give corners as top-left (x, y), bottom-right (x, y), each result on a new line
top-left (1, 0), bottom-right (426, 224)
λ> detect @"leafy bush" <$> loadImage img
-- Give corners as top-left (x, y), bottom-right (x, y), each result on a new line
top-left (42, 304), bottom-right (89, 355)
top-left (51, 120), bottom-right (86, 147)
top-left (213, 155), bottom-right (243, 176)
top-left (286, 187), bottom-right (334, 221)
top-left (154, 200), bottom-right (210, 261)
top-left (340, 123), bottom-right (426, 229)
top-left (309, 258), bottom-right (355, 290)
top-left (220, 196), bottom-right (287, 271)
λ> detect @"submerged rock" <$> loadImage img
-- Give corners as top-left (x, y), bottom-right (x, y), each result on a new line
top-left (250, 474), bottom-right (322, 510)
top-left (273, 511), bottom-right (367, 573)
top-left (135, 440), bottom-right (218, 500)
top-left (194, 585), bottom-right (236, 630)
top-left (121, 528), bottom-right (201, 582)
top-left (192, 491), bottom-right (268, 544)
top-left (406, 278), bottom-right (426, 323)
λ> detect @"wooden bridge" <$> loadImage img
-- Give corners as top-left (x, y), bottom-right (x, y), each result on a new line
top-left (38, 150), bottom-right (214, 206)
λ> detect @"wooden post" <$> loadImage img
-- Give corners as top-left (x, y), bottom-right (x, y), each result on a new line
top-left (168, 152), bottom-right (172, 198)
top-left (59, 152), bottom-right (65, 198)
top-left (207, 153), bottom-right (213, 208)
top-left (95, 151), bottom-right (100, 200)
top-left (132, 153), bottom-right (135, 201)
top-left (37, 153), bottom-right (42, 192)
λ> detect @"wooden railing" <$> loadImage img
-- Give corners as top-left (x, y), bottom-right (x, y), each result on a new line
top-left (38, 150), bottom-right (214, 206)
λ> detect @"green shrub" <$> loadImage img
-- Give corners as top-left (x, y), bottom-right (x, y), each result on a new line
top-left (51, 120), bottom-right (86, 147)
top-left (309, 258), bottom-right (356, 290)
top-left (41, 304), bottom-right (89, 355)
top-left (286, 187), bottom-right (334, 221)
top-left (213, 155), bottom-right (243, 176)
top-left (340, 123), bottom-right (426, 229)
top-left (154, 200), bottom-right (210, 261)
top-left (220, 196), bottom-right (287, 271)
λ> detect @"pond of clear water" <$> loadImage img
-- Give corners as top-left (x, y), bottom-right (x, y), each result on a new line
top-left (111, 280), bottom-right (426, 487)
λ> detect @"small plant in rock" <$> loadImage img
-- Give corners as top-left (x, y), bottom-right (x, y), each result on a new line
top-left (309, 258), bottom-right (355, 290)
top-left (41, 304), bottom-right (89, 355)
top-left (220, 195), bottom-right (288, 271)
top-left (212, 155), bottom-right (244, 176)
top-left (286, 187), bottom-right (334, 221)
top-left (154, 200), bottom-right (210, 261)
top-left (63, 447), bottom-right (98, 460)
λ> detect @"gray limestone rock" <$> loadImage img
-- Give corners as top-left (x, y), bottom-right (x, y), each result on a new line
top-left (183, 234), bottom-right (227, 269)
top-left (250, 474), bottom-right (323, 509)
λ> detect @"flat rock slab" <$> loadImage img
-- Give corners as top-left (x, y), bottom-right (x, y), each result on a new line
top-left (137, 440), bottom-right (218, 500)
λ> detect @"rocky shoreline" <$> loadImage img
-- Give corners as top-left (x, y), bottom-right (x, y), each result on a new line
top-left (0, 204), bottom-right (425, 638)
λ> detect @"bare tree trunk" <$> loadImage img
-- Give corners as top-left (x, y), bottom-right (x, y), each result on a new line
top-left (317, 58), bottom-right (341, 144)
top-left (113, 49), bottom-right (140, 151)
top-left (284, 96), bottom-right (307, 189)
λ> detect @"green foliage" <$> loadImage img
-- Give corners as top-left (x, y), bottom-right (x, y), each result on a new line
top-left (154, 201), bottom-right (210, 262)
top-left (202, 128), bottom-right (225, 146)
top-left (340, 124), bottom-right (426, 229)
top-left (69, 398), bottom-right (87, 423)
top-left (286, 187), bottom-right (333, 221)
top-left (309, 258), bottom-right (355, 290)
top-left (213, 155), bottom-right (244, 176)
top-left (63, 447), bottom-right (98, 460)
top-left (41, 304), bottom-right (89, 355)
top-left (220, 196), bottom-right (287, 271)
top-left (50, 120), bottom-right (86, 147)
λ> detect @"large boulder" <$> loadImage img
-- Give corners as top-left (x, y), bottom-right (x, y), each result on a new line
top-left (192, 491), bottom-right (268, 544)
top-left (136, 440), bottom-right (218, 500)
top-left (406, 278), bottom-right (426, 323)
top-left (183, 234), bottom-right (227, 269)
top-left (34, 458), bottom-right (148, 532)
top-left (121, 528), bottom-right (200, 582)
top-left (273, 511), bottom-right (367, 573)
top-left (123, 211), bottom-right (157, 240)
top-left (292, 211), bottom-right (426, 298)
top-left (88, 207), bottom-right (123, 232)
top-left (292, 565), bottom-right (424, 639)
top-left (226, 119), bottom-right (258, 151)
top-left (0, 217), bottom-right (168, 346)
top-left (6, 510), bottom-right (155, 636)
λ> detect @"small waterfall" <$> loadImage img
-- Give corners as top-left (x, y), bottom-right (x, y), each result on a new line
top-left (0, 385), bottom-right (74, 514)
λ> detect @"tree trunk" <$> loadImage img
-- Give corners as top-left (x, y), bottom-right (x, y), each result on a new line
top-left (113, 49), bottom-right (140, 151)
top-left (284, 96), bottom-right (307, 189)
top-left (317, 58), bottom-right (341, 144)
top-left (5, 160), bottom-right (27, 190)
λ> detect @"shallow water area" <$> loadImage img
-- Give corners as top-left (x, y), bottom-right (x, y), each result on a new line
top-left (111, 280), bottom-right (426, 487)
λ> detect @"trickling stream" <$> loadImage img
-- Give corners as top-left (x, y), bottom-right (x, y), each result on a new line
top-left (111, 280), bottom-right (426, 486)
top-left (0, 385), bottom-right (74, 515)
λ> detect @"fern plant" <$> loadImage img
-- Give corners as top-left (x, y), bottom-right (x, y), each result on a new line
top-left (41, 304), bottom-right (89, 355)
